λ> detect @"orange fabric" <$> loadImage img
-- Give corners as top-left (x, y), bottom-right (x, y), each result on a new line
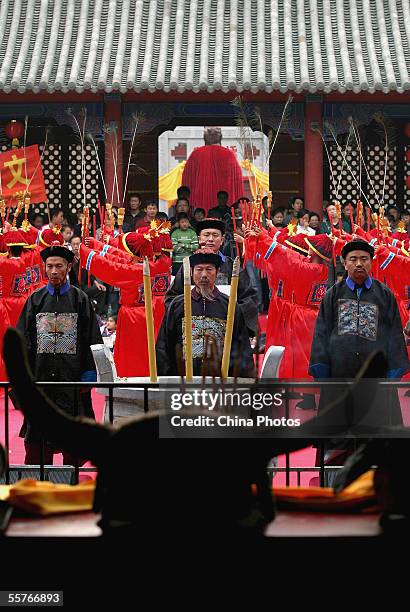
top-left (273, 471), bottom-right (378, 512)
top-left (0, 479), bottom-right (95, 515)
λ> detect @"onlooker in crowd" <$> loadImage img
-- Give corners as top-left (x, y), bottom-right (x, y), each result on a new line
top-left (208, 190), bottom-right (231, 221)
top-left (284, 196), bottom-right (304, 225)
top-left (100, 314), bottom-right (117, 351)
top-left (42, 208), bottom-right (64, 230)
top-left (308, 212), bottom-right (321, 234)
top-left (171, 212), bottom-right (199, 276)
top-left (156, 211), bottom-right (169, 222)
top-left (319, 200), bottom-right (350, 234)
top-left (123, 194), bottom-right (144, 232)
top-left (177, 185), bottom-right (191, 201)
top-left (232, 201), bottom-right (243, 228)
top-left (135, 202), bottom-right (159, 228)
top-left (296, 208), bottom-right (315, 236)
top-left (30, 213), bottom-right (45, 229)
top-left (341, 201), bottom-right (356, 233)
top-left (73, 211), bottom-right (84, 237)
top-left (169, 198), bottom-right (191, 228)
top-left (61, 225), bottom-right (73, 246)
top-left (190, 207), bottom-right (206, 230)
top-left (271, 207), bottom-right (285, 228)
top-left (386, 205), bottom-right (401, 232)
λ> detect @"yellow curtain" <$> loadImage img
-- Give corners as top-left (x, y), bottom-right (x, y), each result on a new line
top-left (241, 159), bottom-right (269, 199)
top-left (158, 161), bottom-right (186, 207)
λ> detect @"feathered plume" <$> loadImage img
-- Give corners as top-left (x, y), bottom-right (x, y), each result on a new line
top-left (122, 111), bottom-right (145, 207)
top-left (373, 112), bottom-right (397, 207)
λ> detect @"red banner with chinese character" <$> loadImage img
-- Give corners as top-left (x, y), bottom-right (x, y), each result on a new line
top-left (0, 145), bottom-right (47, 204)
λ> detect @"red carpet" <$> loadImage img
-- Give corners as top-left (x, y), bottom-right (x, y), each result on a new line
top-left (0, 391), bottom-right (105, 475)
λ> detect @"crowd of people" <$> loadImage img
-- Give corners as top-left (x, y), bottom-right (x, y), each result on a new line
top-left (20, 189), bottom-right (410, 323)
top-left (1, 184), bottom-right (410, 465)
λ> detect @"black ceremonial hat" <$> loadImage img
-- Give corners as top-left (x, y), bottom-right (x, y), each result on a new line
top-left (341, 240), bottom-right (375, 260)
top-left (189, 250), bottom-right (222, 269)
top-left (40, 245), bottom-right (75, 263)
top-left (195, 218), bottom-right (225, 236)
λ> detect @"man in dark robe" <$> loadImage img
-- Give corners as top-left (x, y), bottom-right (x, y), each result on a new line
top-left (157, 250), bottom-right (255, 377)
top-left (310, 240), bottom-right (409, 439)
top-left (16, 244), bottom-right (103, 465)
top-left (165, 218), bottom-right (258, 337)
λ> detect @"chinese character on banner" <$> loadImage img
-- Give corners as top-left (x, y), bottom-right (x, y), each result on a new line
top-left (0, 145), bottom-right (47, 204)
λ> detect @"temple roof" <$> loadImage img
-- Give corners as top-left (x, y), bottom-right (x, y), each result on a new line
top-left (0, 0), bottom-right (409, 95)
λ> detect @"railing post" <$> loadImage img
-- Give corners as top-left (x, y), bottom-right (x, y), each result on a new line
top-left (144, 387), bottom-right (149, 413)
top-left (108, 385), bottom-right (114, 424)
top-left (4, 385), bottom-right (9, 485)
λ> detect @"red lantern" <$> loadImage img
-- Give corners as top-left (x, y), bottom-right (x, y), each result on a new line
top-left (405, 123), bottom-right (410, 139)
top-left (406, 149), bottom-right (410, 164)
top-left (406, 175), bottom-right (410, 190)
top-left (4, 119), bottom-right (24, 147)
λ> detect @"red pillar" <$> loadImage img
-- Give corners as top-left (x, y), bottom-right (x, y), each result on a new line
top-left (104, 94), bottom-right (123, 207)
top-left (304, 96), bottom-right (323, 216)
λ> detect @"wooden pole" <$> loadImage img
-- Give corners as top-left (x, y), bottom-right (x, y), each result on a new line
top-left (221, 257), bottom-right (240, 379)
top-left (183, 257), bottom-right (193, 382)
top-left (117, 207), bottom-right (125, 235)
top-left (231, 206), bottom-right (240, 259)
top-left (143, 257), bottom-right (157, 382)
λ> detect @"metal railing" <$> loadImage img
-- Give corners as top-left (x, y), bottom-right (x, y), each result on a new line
top-left (0, 379), bottom-right (408, 487)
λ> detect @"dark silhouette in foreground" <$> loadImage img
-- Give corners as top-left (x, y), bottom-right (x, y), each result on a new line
top-left (3, 328), bottom-right (392, 538)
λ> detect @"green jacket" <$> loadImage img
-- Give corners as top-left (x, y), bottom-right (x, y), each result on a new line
top-left (171, 228), bottom-right (199, 263)
top-left (319, 218), bottom-right (351, 235)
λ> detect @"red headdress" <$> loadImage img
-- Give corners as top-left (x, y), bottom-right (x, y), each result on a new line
top-left (0, 233), bottom-right (7, 255)
top-left (120, 232), bottom-right (154, 260)
top-left (3, 228), bottom-right (29, 248)
top-left (39, 226), bottom-right (64, 248)
top-left (284, 233), bottom-right (309, 255)
top-left (145, 220), bottom-right (173, 256)
top-left (304, 234), bottom-right (334, 262)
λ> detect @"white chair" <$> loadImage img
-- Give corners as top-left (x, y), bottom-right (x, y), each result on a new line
top-left (259, 345), bottom-right (285, 379)
top-left (259, 345), bottom-right (285, 484)
top-left (91, 344), bottom-right (150, 424)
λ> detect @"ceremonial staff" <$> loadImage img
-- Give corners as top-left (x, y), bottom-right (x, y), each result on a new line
top-left (221, 256), bottom-right (240, 380)
top-left (183, 257), bottom-right (193, 382)
top-left (267, 190), bottom-right (272, 221)
top-left (117, 207), bottom-right (125, 235)
top-left (143, 257), bottom-right (157, 383)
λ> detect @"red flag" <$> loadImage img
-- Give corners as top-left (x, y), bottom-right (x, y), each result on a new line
top-left (0, 145), bottom-right (47, 204)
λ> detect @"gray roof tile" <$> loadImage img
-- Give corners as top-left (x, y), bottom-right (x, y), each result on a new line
top-left (0, 0), bottom-right (409, 94)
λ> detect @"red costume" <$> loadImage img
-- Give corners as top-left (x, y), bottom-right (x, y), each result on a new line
top-left (248, 231), bottom-right (329, 378)
top-left (2, 230), bottom-right (32, 328)
top-left (182, 144), bottom-right (244, 213)
top-left (80, 240), bottom-right (171, 377)
top-left (86, 237), bottom-right (134, 264)
top-left (377, 246), bottom-right (410, 333)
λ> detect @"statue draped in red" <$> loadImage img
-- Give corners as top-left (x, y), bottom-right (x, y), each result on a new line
top-left (181, 128), bottom-right (244, 213)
